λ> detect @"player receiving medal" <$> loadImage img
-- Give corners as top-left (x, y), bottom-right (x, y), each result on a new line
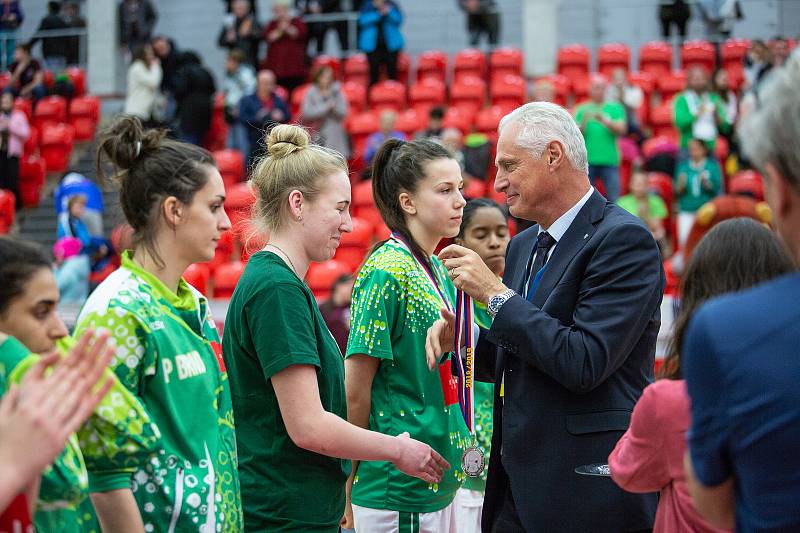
top-left (345, 139), bottom-right (470, 532)
top-left (450, 199), bottom-right (510, 533)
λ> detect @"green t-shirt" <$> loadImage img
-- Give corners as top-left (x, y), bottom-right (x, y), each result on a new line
top-left (462, 302), bottom-right (494, 493)
top-left (346, 239), bottom-right (469, 513)
top-left (574, 101), bottom-right (626, 166)
top-left (223, 251), bottom-right (351, 532)
top-left (675, 158), bottom-right (722, 212)
top-left (0, 336), bottom-right (99, 533)
top-left (673, 90), bottom-right (730, 150)
top-left (75, 251), bottom-right (243, 533)
top-left (616, 194), bottom-right (669, 222)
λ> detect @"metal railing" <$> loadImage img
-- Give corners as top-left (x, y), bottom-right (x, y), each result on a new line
top-left (300, 12), bottom-right (360, 55)
top-left (1, 27), bottom-right (87, 71)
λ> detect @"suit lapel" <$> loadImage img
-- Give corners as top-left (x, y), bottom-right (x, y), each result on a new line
top-left (531, 191), bottom-right (607, 308)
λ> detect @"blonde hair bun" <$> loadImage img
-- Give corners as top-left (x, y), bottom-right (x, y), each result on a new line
top-left (267, 124), bottom-right (310, 159)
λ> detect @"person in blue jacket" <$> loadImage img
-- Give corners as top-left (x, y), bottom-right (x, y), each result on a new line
top-left (239, 68), bottom-right (290, 167)
top-left (358, 0), bottom-right (404, 85)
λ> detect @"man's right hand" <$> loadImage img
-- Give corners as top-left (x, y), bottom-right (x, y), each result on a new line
top-left (425, 308), bottom-right (456, 370)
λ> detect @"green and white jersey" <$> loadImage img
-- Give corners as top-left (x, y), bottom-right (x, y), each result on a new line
top-left (346, 239), bottom-right (469, 513)
top-left (75, 252), bottom-right (243, 533)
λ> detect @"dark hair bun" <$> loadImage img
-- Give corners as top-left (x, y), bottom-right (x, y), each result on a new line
top-left (97, 115), bottom-right (166, 174)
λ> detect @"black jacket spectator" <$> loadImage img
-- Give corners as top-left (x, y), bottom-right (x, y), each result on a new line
top-left (217, 0), bottom-right (261, 67)
top-left (119, 0), bottom-right (158, 51)
top-left (173, 52), bottom-right (216, 145)
top-left (30, 2), bottom-right (69, 65)
top-left (62, 2), bottom-right (86, 65)
top-left (152, 36), bottom-right (181, 95)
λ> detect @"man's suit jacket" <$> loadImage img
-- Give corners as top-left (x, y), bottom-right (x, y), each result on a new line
top-left (477, 190), bottom-right (663, 532)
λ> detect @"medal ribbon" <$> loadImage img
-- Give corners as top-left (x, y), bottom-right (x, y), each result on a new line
top-left (453, 289), bottom-right (476, 436)
top-left (390, 232), bottom-right (453, 312)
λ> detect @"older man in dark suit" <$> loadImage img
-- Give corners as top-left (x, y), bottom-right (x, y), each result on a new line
top-left (427, 101), bottom-right (663, 532)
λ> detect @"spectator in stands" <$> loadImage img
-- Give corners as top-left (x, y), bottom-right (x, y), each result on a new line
top-left (223, 48), bottom-right (257, 156)
top-left (123, 43), bottom-right (162, 128)
top-left (711, 68), bottom-right (737, 156)
top-left (6, 43), bottom-right (46, 101)
top-left (30, 2), bottom-right (68, 72)
top-left (263, 0), bottom-right (308, 93)
top-left (319, 273), bottom-right (354, 354)
top-left (0, 0), bottom-right (23, 69)
top-left (673, 66), bottom-right (729, 154)
top-left (173, 51), bottom-right (216, 146)
top-left (57, 194), bottom-right (111, 270)
top-left (54, 171), bottom-right (104, 236)
top-left (61, 2), bottom-right (85, 66)
top-left (301, 64), bottom-right (350, 158)
top-left (530, 79), bottom-right (555, 103)
top-left (363, 109), bottom-right (405, 165)
top-left (218, 0), bottom-right (261, 68)
top-left (675, 138), bottom-right (722, 247)
top-left (682, 55), bottom-right (800, 533)
top-left (151, 35), bottom-right (179, 125)
top-left (118, 0), bottom-right (157, 55)
top-left (697, 0), bottom-right (741, 44)
top-left (606, 67), bottom-right (644, 140)
top-left (458, 0), bottom-right (500, 48)
top-left (462, 129), bottom-right (492, 183)
top-left (224, 0), bottom-right (257, 16)
top-left (616, 168), bottom-right (669, 252)
top-left (239, 69), bottom-right (291, 166)
top-left (770, 36), bottom-right (791, 68)
top-left (742, 39), bottom-right (772, 90)
top-left (298, 0), bottom-right (351, 56)
top-left (610, 217), bottom-right (794, 533)
top-left (0, 91), bottom-right (28, 209)
top-left (440, 127), bottom-right (465, 169)
top-left (658, 0), bottom-right (690, 42)
top-left (416, 105), bottom-right (445, 141)
top-left (53, 236), bottom-right (90, 304)
top-left (575, 74), bottom-right (627, 201)
top-left (359, 0), bottom-right (404, 86)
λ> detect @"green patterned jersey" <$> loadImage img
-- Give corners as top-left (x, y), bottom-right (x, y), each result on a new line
top-left (346, 239), bottom-right (469, 513)
top-left (75, 252), bottom-right (243, 532)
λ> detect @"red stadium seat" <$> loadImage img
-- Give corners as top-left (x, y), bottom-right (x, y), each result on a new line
top-left (463, 178), bottom-right (487, 199)
top-left (0, 189), bottom-right (15, 234)
top-left (489, 47), bottom-right (523, 78)
top-left (369, 80), bottom-right (406, 112)
top-left (290, 83), bottom-right (312, 118)
top-left (714, 136), bottom-right (730, 166)
top-left (347, 111), bottom-right (379, 160)
top-left (23, 126), bottom-right (38, 156)
top-left (647, 171), bottom-right (676, 244)
top-left (394, 109), bottom-right (424, 136)
top-left (642, 135), bottom-right (679, 159)
top-left (310, 55), bottom-right (341, 79)
top-left (213, 260), bottom-right (245, 298)
top-left (681, 40), bottom-right (715, 73)
top-left (68, 96), bottom-right (101, 141)
top-left (19, 155), bottom-right (46, 207)
top-left (397, 52), bottom-right (411, 85)
top-left (335, 215), bottom-right (373, 270)
top-left (352, 179), bottom-right (375, 212)
top-left (225, 181), bottom-right (256, 228)
top-left (65, 67), bottom-right (86, 96)
top-left (491, 74), bottom-right (526, 112)
top-left (183, 263), bottom-right (211, 296)
top-left (649, 101), bottom-right (677, 138)
top-left (721, 39), bottom-right (748, 91)
top-left (597, 43), bottom-right (631, 76)
top-left (449, 76), bottom-right (486, 118)
top-left (728, 170), bottom-right (764, 200)
top-left (341, 81), bottom-right (367, 113)
top-left (416, 50), bottom-right (448, 83)
top-left (571, 75), bottom-right (592, 103)
top-left (13, 97), bottom-right (32, 121)
top-left (39, 123), bottom-right (74, 173)
top-left (638, 41), bottom-right (672, 79)
top-left (344, 53), bottom-right (369, 85)
top-left (43, 70), bottom-right (54, 89)
top-left (204, 93), bottom-right (227, 152)
top-left (556, 44), bottom-right (591, 88)
top-left (442, 106), bottom-right (473, 135)
top-left (306, 259), bottom-right (353, 299)
top-left (475, 105), bottom-right (506, 140)
top-left (0, 72), bottom-right (8, 92)
top-left (533, 74), bottom-right (570, 106)
top-left (33, 95), bottom-right (67, 131)
top-left (453, 48), bottom-right (487, 82)
top-left (408, 78), bottom-right (446, 116)
top-left (213, 149), bottom-right (245, 188)
top-left (656, 70), bottom-right (687, 103)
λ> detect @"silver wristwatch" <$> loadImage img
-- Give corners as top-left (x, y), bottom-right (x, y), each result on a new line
top-left (487, 289), bottom-right (517, 318)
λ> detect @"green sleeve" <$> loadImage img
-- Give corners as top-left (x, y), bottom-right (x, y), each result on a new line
top-left (72, 315), bottom-right (162, 493)
top-left (346, 267), bottom-right (402, 360)
top-left (650, 195), bottom-right (669, 220)
top-left (246, 281), bottom-right (321, 380)
top-left (710, 93), bottom-right (731, 135)
top-left (574, 104), bottom-right (585, 124)
top-left (674, 161), bottom-right (688, 184)
top-left (673, 94), bottom-right (695, 132)
top-left (607, 102), bottom-right (626, 123)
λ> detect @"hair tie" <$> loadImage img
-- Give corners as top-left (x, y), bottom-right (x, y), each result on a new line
top-left (135, 141), bottom-right (142, 158)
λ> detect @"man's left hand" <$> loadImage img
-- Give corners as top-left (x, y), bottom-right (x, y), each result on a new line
top-left (439, 244), bottom-right (507, 303)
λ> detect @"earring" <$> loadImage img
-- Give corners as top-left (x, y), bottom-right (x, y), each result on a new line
top-left (297, 215), bottom-right (302, 221)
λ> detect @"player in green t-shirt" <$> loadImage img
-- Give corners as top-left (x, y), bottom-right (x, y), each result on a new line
top-left (574, 74), bottom-right (627, 202)
top-left (77, 117), bottom-right (243, 532)
top-left (450, 199), bottom-right (510, 533)
top-left (346, 138), bottom-right (471, 532)
top-left (223, 125), bottom-right (448, 533)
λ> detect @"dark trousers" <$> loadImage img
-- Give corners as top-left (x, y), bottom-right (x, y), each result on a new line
top-left (467, 11), bottom-right (500, 46)
top-left (308, 20), bottom-right (350, 54)
top-left (277, 75), bottom-right (307, 95)
top-left (367, 49), bottom-right (398, 86)
top-left (0, 152), bottom-right (20, 209)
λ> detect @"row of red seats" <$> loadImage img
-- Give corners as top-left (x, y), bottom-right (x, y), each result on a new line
top-left (0, 66), bottom-right (87, 97)
top-left (0, 153), bottom-right (46, 233)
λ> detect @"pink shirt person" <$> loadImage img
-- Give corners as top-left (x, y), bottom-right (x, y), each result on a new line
top-left (609, 379), bottom-right (731, 533)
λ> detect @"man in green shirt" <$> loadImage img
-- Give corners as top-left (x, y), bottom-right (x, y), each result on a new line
top-left (574, 74), bottom-right (627, 201)
top-left (673, 66), bottom-right (730, 151)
